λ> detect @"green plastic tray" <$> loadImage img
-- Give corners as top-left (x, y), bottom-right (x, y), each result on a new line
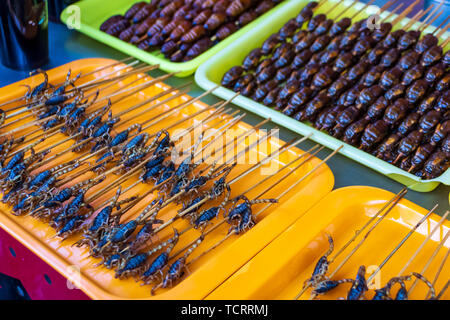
top-left (60, 0), bottom-right (284, 77)
top-left (196, 0), bottom-right (450, 192)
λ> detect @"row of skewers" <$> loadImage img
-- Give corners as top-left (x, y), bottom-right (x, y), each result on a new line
top-left (101, 0), bottom-right (284, 62)
top-left (221, 0), bottom-right (450, 179)
top-left (0, 59), bottom-right (338, 295)
top-left (295, 189), bottom-right (449, 300)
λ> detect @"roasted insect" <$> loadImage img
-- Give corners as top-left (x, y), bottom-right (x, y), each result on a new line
top-left (100, 0), bottom-right (285, 62)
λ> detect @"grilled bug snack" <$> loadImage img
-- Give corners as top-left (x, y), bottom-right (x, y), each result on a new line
top-left (220, 1), bottom-right (450, 178)
top-left (100, 0), bottom-right (285, 62)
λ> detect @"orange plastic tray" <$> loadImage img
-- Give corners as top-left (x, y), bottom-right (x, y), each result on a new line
top-left (207, 186), bottom-right (450, 300)
top-left (0, 58), bottom-right (334, 299)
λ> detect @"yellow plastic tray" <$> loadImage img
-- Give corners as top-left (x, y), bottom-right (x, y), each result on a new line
top-left (0, 58), bottom-right (334, 299)
top-left (207, 186), bottom-right (450, 300)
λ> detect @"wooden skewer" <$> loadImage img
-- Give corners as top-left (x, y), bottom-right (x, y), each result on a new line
top-left (18, 87), bottom-right (189, 167)
top-left (3, 63), bottom-right (157, 120)
top-left (317, 0), bottom-right (329, 8)
top-left (366, 205), bottom-right (437, 284)
top-left (59, 106), bottom-right (232, 191)
top-left (441, 36), bottom-right (450, 48)
top-left (334, 190), bottom-right (408, 268)
top-left (418, 5), bottom-right (445, 32)
top-left (249, 146), bottom-right (325, 201)
top-left (350, 0), bottom-right (376, 20)
top-left (293, 188), bottom-right (408, 300)
top-left (325, 0), bottom-right (342, 16)
top-left (139, 85), bottom-right (219, 131)
top-left (403, 9), bottom-right (426, 30)
top-left (68, 95), bottom-right (229, 172)
top-left (53, 57), bottom-right (137, 89)
top-left (391, 0), bottom-right (421, 26)
top-left (169, 122), bottom-right (294, 221)
top-left (328, 192), bottom-right (412, 279)
top-left (70, 63), bottom-right (157, 94)
top-left (8, 83), bottom-right (183, 157)
top-left (411, 4), bottom-right (437, 30)
top-left (0, 72), bottom-right (177, 138)
top-left (254, 145), bottom-right (343, 219)
top-left (2, 61), bottom-right (144, 115)
top-left (91, 106), bottom-right (231, 210)
top-left (139, 123), bottom-right (274, 224)
top-left (381, 2), bottom-right (404, 23)
top-left (182, 146), bottom-right (342, 268)
top-left (436, 279), bottom-right (450, 300)
top-left (418, 1), bottom-right (444, 31)
top-left (407, 227), bottom-right (450, 297)
top-left (380, 0), bottom-right (400, 12)
top-left (169, 145), bottom-right (323, 261)
top-left (418, 11), bottom-right (444, 34)
top-left (144, 128), bottom-right (288, 233)
top-left (84, 159), bottom-right (151, 204)
top-left (334, 0), bottom-right (364, 20)
top-left (397, 211), bottom-right (450, 276)
top-left (0, 57), bottom-right (137, 110)
top-left (432, 15), bottom-right (450, 35)
top-left (192, 114), bottom-right (246, 161)
top-left (32, 108), bottom-right (230, 216)
top-left (425, 247), bottom-right (450, 299)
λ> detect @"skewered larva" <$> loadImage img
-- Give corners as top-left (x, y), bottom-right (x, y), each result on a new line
top-left (119, 25), bottom-right (136, 42)
top-left (242, 48), bottom-right (262, 70)
top-left (380, 67), bottom-right (403, 90)
top-left (185, 7), bottom-right (202, 20)
top-left (202, 0), bottom-right (219, 9)
top-left (424, 63), bottom-right (445, 84)
top-left (106, 19), bottom-right (130, 37)
top-left (237, 11), bottom-right (258, 27)
top-left (226, 0), bottom-right (252, 18)
top-left (402, 64), bottom-right (425, 86)
top-left (124, 2), bottom-right (146, 20)
top-left (213, 0), bottom-right (231, 13)
top-left (100, 15), bottom-right (123, 32)
top-left (259, 87), bottom-right (278, 106)
top-left (193, 9), bottom-right (212, 25)
top-left (215, 22), bottom-right (238, 40)
top-left (147, 17), bottom-right (171, 38)
top-left (161, 19), bottom-right (183, 36)
top-left (170, 20), bottom-right (192, 41)
top-left (133, 4), bottom-right (155, 24)
top-left (205, 12), bottom-right (228, 30)
top-left (436, 74), bottom-right (450, 92)
top-left (173, 4), bottom-right (192, 19)
top-left (161, 40), bottom-right (179, 56)
top-left (181, 25), bottom-right (206, 43)
top-left (375, 133), bottom-right (402, 160)
top-left (360, 120), bottom-right (390, 151)
top-left (186, 37), bottom-right (213, 59)
top-left (255, 0), bottom-right (274, 15)
top-left (134, 17), bottom-right (156, 36)
top-left (160, 0), bottom-right (184, 17)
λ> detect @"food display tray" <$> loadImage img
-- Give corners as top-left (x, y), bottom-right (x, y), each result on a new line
top-left (207, 186), bottom-right (450, 300)
top-left (195, 0), bottom-right (450, 192)
top-left (0, 58), bottom-right (334, 299)
top-left (60, 0), bottom-right (284, 77)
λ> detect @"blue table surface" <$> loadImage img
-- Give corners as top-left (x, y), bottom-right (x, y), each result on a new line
top-left (0, 1), bottom-right (449, 217)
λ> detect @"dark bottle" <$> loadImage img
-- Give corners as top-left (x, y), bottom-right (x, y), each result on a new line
top-left (0, 0), bottom-right (49, 71)
top-left (48, 0), bottom-right (77, 22)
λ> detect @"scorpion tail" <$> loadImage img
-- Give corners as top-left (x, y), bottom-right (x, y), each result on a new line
top-left (412, 272), bottom-right (436, 299)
